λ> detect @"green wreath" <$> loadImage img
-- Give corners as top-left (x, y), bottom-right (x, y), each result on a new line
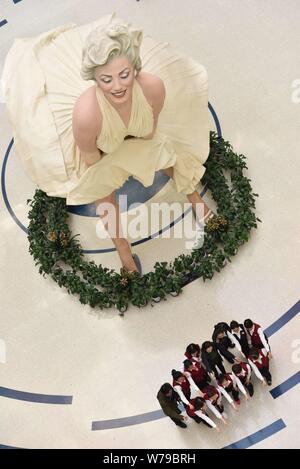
top-left (27, 132), bottom-right (260, 314)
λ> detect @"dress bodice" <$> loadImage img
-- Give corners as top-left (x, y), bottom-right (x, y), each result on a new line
top-left (95, 79), bottom-right (154, 154)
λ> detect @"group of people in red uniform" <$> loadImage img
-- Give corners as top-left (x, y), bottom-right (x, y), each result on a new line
top-left (157, 319), bottom-right (273, 431)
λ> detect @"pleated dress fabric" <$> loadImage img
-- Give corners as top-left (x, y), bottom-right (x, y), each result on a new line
top-left (2, 13), bottom-right (210, 205)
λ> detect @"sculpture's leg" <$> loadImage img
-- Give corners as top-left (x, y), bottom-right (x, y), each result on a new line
top-left (163, 167), bottom-right (213, 221)
top-left (95, 191), bottom-right (138, 272)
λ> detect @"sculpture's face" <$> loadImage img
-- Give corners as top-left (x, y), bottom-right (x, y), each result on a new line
top-left (95, 55), bottom-right (135, 106)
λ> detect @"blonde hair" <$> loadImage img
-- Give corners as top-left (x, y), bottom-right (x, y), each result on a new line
top-left (81, 17), bottom-right (143, 81)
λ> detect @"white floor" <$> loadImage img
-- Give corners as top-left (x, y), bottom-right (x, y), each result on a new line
top-left (0, 0), bottom-right (299, 449)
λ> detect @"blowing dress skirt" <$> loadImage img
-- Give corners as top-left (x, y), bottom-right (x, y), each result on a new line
top-left (2, 13), bottom-right (210, 206)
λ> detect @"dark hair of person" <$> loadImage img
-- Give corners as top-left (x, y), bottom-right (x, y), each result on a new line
top-left (171, 369), bottom-right (184, 381)
top-left (202, 341), bottom-right (213, 351)
top-left (183, 359), bottom-right (193, 370)
top-left (186, 343), bottom-right (200, 356)
top-left (232, 364), bottom-right (242, 374)
top-left (244, 319), bottom-right (254, 329)
top-left (214, 322), bottom-right (230, 331)
top-left (230, 320), bottom-right (239, 330)
top-left (206, 388), bottom-right (218, 399)
top-left (193, 397), bottom-right (205, 411)
top-left (218, 374), bottom-right (227, 384)
top-left (160, 383), bottom-right (173, 395)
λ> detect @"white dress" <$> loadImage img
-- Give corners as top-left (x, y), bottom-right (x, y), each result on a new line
top-left (2, 13), bottom-right (210, 205)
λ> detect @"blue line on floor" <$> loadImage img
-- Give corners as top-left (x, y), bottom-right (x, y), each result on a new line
top-left (270, 371), bottom-right (300, 399)
top-left (0, 19), bottom-right (8, 28)
top-left (264, 300), bottom-right (300, 338)
top-left (92, 410), bottom-right (164, 431)
top-left (0, 386), bottom-right (73, 405)
top-left (208, 102), bottom-right (222, 137)
top-left (1, 139), bottom-right (26, 233)
top-left (0, 443), bottom-right (20, 449)
top-left (13, 0), bottom-right (23, 4)
top-left (223, 418), bottom-right (286, 449)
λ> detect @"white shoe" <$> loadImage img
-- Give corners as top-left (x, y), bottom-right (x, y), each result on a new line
top-left (193, 208), bottom-right (215, 225)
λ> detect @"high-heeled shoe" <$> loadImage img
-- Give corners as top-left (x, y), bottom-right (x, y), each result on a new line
top-left (132, 253), bottom-right (142, 275)
top-left (120, 254), bottom-right (142, 277)
top-left (192, 208), bottom-right (215, 225)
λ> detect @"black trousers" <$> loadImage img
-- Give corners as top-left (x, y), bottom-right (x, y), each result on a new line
top-left (231, 388), bottom-right (240, 402)
top-left (212, 362), bottom-right (226, 379)
top-left (245, 382), bottom-right (254, 396)
top-left (224, 384), bottom-right (239, 402)
top-left (171, 417), bottom-right (184, 426)
top-left (195, 377), bottom-right (211, 391)
top-left (200, 416), bottom-right (214, 428)
top-left (240, 341), bottom-right (250, 357)
top-left (239, 379), bottom-right (254, 397)
top-left (190, 414), bottom-right (201, 424)
top-left (191, 414), bottom-right (213, 428)
top-left (260, 366), bottom-right (272, 382)
top-left (216, 403), bottom-right (224, 413)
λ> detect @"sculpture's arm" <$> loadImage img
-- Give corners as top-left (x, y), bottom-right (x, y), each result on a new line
top-left (142, 75), bottom-right (166, 140)
top-left (72, 96), bottom-right (103, 166)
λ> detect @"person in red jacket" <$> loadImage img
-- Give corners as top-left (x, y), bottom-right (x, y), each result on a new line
top-left (218, 372), bottom-right (249, 405)
top-left (171, 369), bottom-right (203, 411)
top-left (244, 319), bottom-right (272, 359)
top-left (183, 359), bottom-right (210, 391)
top-left (184, 343), bottom-right (201, 364)
top-left (232, 362), bottom-right (254, 397)
top-left (186, 397), bottom-right (220, 432)
top-left (201, 385), bottom-right (228, 425)
top-left (228, 320), bottom-right (250, 357)
top-left (248, 348), bottom-right (272, 386)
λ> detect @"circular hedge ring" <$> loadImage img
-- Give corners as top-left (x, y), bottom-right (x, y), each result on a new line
top-left (27, 132), bottom-right (260, 314)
